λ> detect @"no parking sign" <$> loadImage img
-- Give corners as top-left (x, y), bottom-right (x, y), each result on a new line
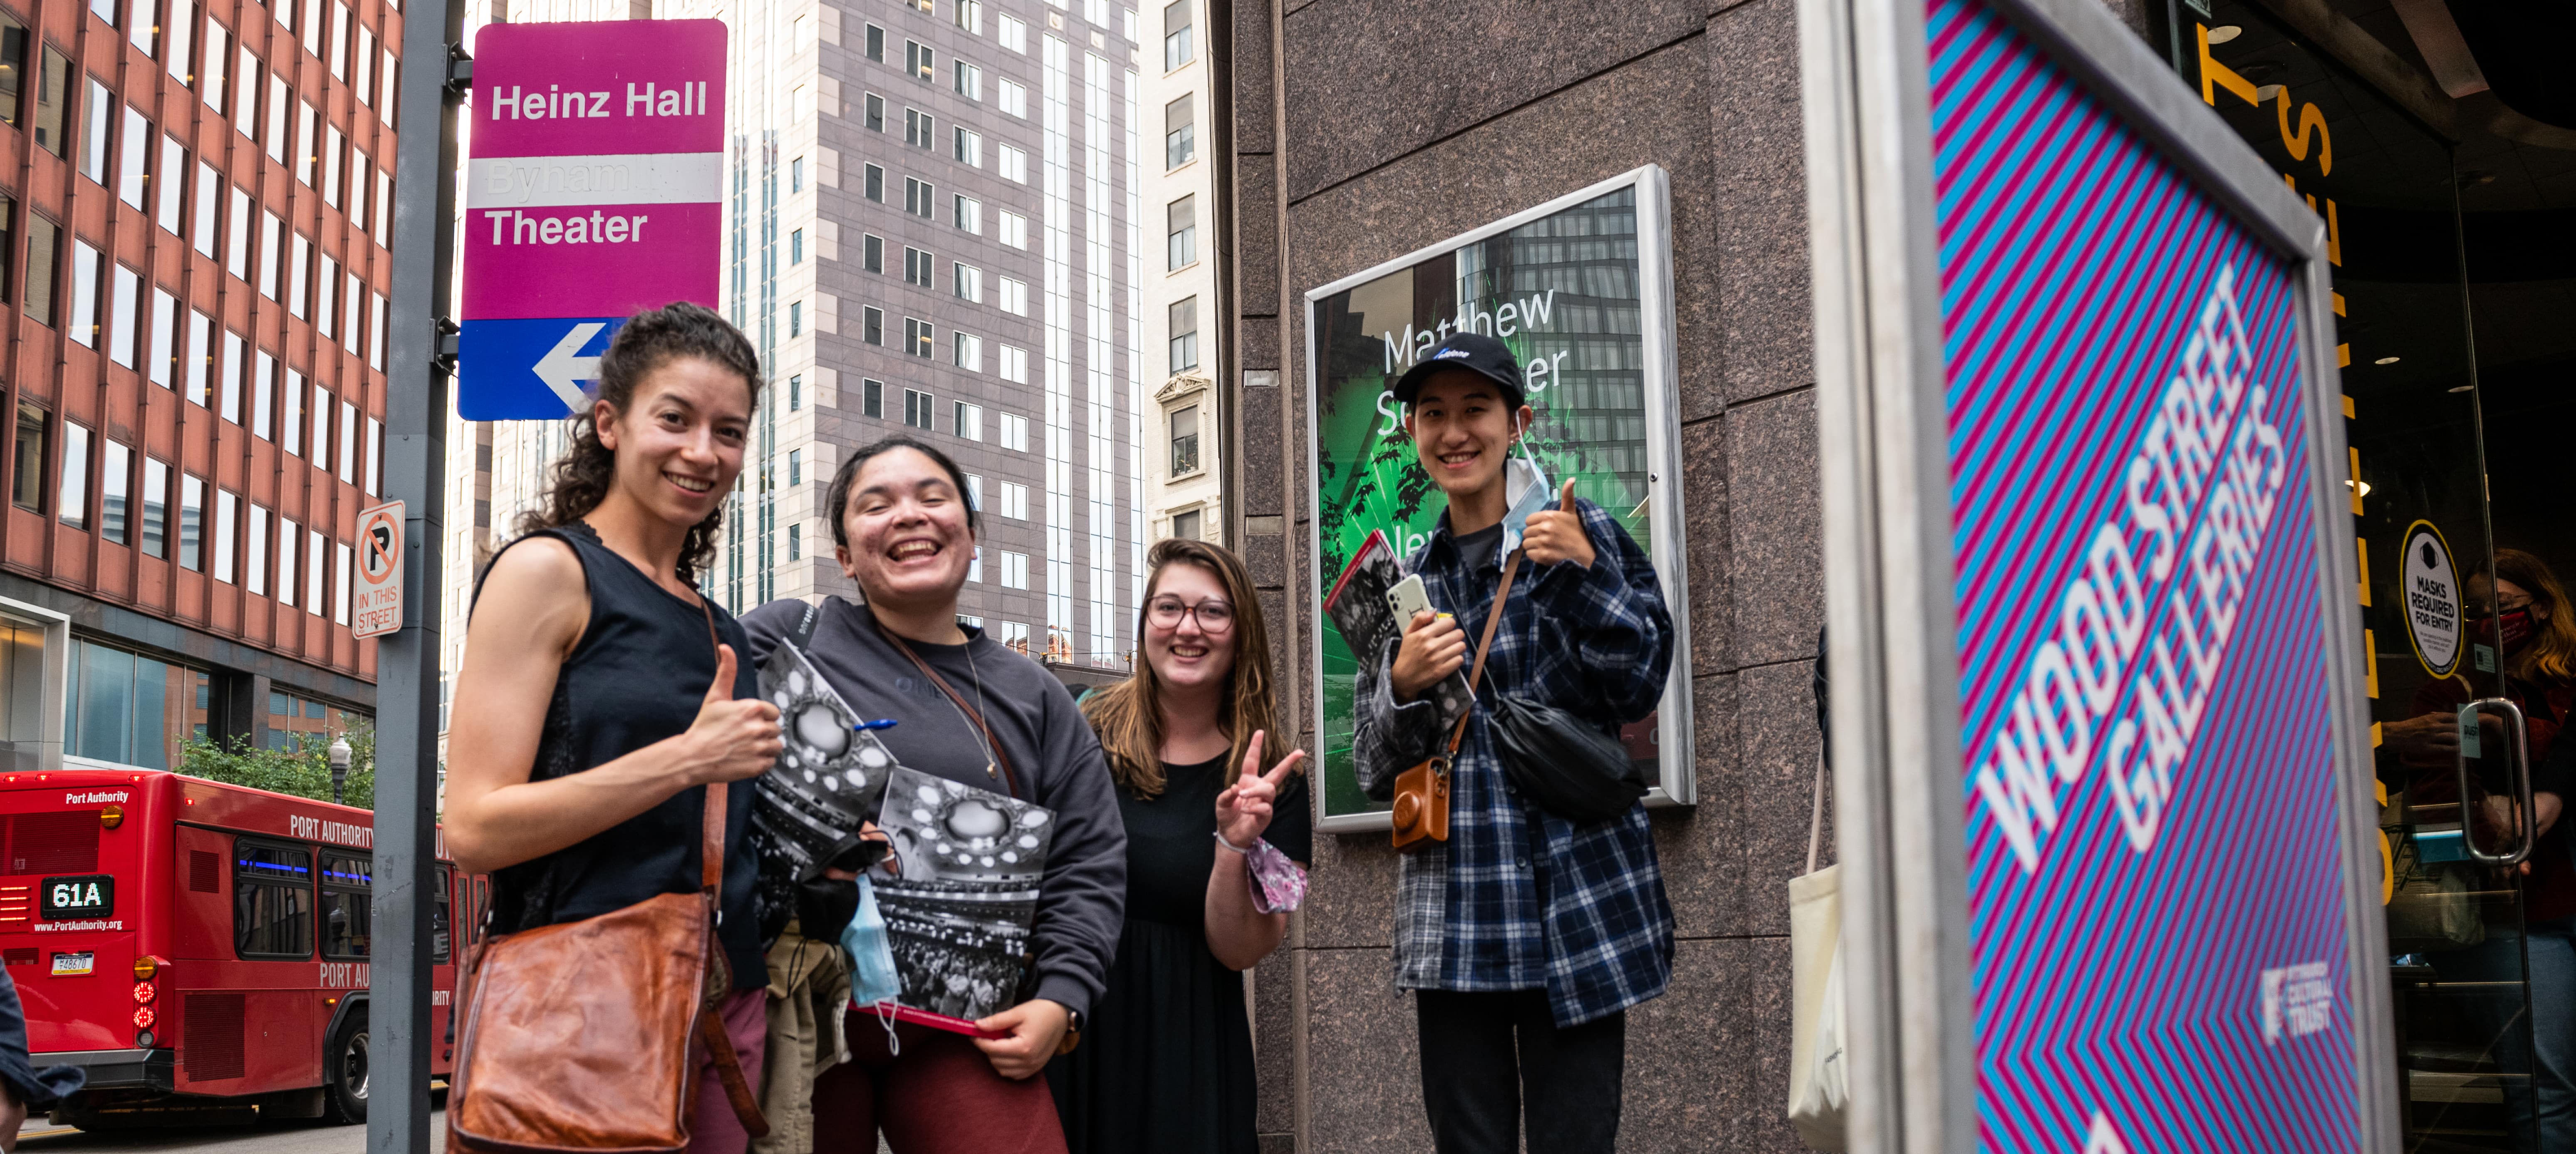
top-left (354, 502), bottom-right (404, 640)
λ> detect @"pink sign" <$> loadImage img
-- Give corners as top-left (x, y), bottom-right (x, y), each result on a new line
top-left (461, 19), bottom-right (726, 417)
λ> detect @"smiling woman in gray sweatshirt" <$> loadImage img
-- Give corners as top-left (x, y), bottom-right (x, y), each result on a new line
top-left (741, 435), bottom-right (1124, 1154)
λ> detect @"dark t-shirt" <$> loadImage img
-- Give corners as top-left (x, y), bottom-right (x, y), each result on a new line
top-left (1118, 754), bottom-right (1314, 930)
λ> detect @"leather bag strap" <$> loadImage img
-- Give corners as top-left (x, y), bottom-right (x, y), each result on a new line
top-left (696, 1005), bottom-right (770, 1138)
top-left (696, 598), bottom-right (727, 895)
top-left (1442, 549), bottom-right (1524, 758)
top-left (878, 614), bottom-right (1025, 800)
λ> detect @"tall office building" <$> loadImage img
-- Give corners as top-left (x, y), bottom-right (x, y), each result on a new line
top-left (1137, 0), bottom-right (1214, 545)
top-left (0, 0), bottom-right (403, 770)
top-left (689, 0), bottom-right (1149, 666)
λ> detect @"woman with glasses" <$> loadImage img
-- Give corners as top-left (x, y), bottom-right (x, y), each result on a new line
top-left (1046, 538), bottom-right (1310, 1154)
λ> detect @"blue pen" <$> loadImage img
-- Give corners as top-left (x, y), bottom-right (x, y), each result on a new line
top-left (852, 719), bottom-right (899, 732)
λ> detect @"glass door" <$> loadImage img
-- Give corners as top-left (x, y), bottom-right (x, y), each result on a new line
top-left (2167, 4), bottom-right (2556, 1150)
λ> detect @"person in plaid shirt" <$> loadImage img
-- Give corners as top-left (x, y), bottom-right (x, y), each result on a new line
top-left (1353, 331), bottom-right (1676, 1154)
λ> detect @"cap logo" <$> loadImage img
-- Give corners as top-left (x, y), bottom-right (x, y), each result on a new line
top-left (1434, 348), bottom-right (1474, 360)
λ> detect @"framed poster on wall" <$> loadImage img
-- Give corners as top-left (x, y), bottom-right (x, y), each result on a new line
top-left (1303, 166), bottom-right (1693, 832)
top-left (1801, 0), bottom-right (2395, 1147)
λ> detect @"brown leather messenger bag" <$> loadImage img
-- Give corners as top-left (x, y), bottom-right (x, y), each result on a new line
top-left (447, 600), bottom-right (768, 1154)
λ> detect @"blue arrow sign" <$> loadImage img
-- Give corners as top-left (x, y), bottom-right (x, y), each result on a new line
top-left (456, 318), bottom-right (625, 419)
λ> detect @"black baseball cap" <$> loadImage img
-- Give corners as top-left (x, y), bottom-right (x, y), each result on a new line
top-left (1390, 332), bottom-right (1527, 410)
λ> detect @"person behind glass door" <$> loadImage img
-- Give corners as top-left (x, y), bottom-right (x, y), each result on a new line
top-left (1046, 538), bottom-right (1311, 1154)
top-left (1351, 332), bottom-right (1676, 1154)
top-left (443, 303), bottom-right (783, 1154)
top-left (736, 436), bottom-right (1125, 1154)
top-left (2390, 548), bottom-right (2576, 1151)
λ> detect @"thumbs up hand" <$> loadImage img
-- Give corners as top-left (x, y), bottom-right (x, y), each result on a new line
top-left (686, 644), bottom-right (784, 784)
top-left (1520, 479), bottom-right (1596, 570)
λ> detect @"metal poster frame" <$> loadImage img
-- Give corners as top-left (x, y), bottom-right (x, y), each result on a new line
top-left (1798, 0), bottom-right (2393, 1147)
top-left (1300, 165), bottom-right (1693, 833)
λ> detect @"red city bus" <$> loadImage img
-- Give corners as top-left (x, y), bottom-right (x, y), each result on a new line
top-left (0, 766), bottom-right (477, 1127)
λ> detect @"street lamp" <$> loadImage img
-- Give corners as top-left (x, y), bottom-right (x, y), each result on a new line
top-left (328, 736), bottom-right (353, 805)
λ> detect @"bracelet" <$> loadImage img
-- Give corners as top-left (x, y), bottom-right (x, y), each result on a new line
top-left (1214, 830), bottom-right (1258, 855)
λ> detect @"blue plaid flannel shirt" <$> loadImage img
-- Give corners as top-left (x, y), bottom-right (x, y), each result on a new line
top-left (1353, 497), bottom-right (1676, 1027)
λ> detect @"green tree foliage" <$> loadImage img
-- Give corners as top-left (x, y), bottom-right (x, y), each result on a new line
top-left (175, 725), bottom-right (376, 810)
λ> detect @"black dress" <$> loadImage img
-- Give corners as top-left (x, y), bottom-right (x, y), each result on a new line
top-left (1047, 753), bottom-right (1313, 1154)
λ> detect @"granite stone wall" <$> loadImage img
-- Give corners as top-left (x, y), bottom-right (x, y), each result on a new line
top-left (1226, 0), bottom-right (1830, 1149)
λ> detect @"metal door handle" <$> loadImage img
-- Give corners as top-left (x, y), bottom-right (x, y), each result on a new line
top-left (2456, 696), bottom-right (2534, 866)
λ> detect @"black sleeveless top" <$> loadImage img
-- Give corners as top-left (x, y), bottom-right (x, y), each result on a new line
top-left (473, 524), bottom-right (764, 989)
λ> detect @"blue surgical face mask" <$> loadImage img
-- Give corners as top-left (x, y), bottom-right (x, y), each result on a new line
top-left (841, 875), bottom-right (903, 1009)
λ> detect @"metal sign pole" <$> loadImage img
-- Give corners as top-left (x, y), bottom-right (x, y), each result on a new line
top-left (373, 0), bottom-right (464, 1144)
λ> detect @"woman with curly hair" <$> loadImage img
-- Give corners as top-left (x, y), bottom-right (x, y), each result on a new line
top-left (443, 303), bottom-right (785, 1154)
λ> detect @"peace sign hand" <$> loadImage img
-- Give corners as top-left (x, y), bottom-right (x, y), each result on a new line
top-left (1215, 730), bottom-right (1308, 850)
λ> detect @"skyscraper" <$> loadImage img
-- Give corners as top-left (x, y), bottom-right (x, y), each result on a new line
top-left (696, 0), bottom-right (1148, 665)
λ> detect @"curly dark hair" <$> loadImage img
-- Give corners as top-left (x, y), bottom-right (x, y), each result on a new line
top-left (513, 302), bottom-right (761, 582)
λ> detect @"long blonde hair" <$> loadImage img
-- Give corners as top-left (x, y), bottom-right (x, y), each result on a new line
top-left (1082, 539), bottom-right (1277, 799)
top-left (2492, 549), bottom-right (2576, 686)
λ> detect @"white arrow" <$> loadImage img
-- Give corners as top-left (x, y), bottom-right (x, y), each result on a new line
top-left (533, 322), bottom-right (607, 411)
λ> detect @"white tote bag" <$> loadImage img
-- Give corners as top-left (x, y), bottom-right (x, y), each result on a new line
top-left (1786, 755), bottom-right (1848, 1151)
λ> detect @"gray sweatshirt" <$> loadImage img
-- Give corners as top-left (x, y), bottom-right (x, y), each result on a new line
top-left (741, 596), bottom-right (1127, 1022)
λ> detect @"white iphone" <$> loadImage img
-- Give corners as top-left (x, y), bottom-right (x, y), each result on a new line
top-left (1387, 573), bottom-right (1433, 624)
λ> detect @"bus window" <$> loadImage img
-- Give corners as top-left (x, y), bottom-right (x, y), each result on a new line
top-left (432, 864), bottom-right (451, 963)
top-left (234, 843), bottom-right (314, 959)
top-left (320, 852), bottom-right (371, 960)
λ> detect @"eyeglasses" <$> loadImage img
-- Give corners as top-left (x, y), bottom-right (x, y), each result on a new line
top-left (1147, 598), bottom-right (1235, 634)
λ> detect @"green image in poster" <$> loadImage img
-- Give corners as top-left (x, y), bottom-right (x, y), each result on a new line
top-left (1305, 171), bottom-right (1693, 827)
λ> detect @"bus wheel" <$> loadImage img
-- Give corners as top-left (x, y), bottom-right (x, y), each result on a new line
top-left (324, 1008), bottom-right (369, 1125)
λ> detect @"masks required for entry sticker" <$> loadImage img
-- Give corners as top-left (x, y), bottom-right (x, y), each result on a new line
top-left (842, 875), bottom-right (903, 1009)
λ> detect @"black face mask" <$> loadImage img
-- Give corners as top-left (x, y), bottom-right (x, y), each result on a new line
top-left (795, 877), bottom-right (860, 944)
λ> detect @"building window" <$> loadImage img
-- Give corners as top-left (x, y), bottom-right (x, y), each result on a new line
top-left (1000, 345), bottom-right (1028, 382)
top-left (955, 0), bottom-right (983, 33)
top-left (789, 374), bottom-right (803, 412)
top-left (32, 47), bottom-right (67, 157)
top-left (1169, 296), bottom-right (1199, 373)
top-left (954, 402), bottom-right (984, 441)
top-left (863, 307), bottom-right (884, 345)
top-left (998, 79), bottom-right (1026, 118)
top-left (864, 234), bottom-right (884, 273)
top-left (68, 638), bottom-right (198, 772)
top-left (864, 164), bottom-right (883, 203)
top-left (905, 178), bottom-right (935, 218)
top-left (10, 403), bottom-right (43, 513)
top-left (999, 144), bottom-right (1027, 183)
top-left (1170, 405), bottom-right (1201, 476)
top-left (954, 127), bottom-right (982, 166)
top-left (905, 107), bottom-right (933, 149)
top-left (178, 474), bottom-right (203, 570)
top-left (863, 379), bottom-right (885, 419)
top-left (1000, 278), bottom-right (1028, 317)
top-left (788, 448), bottom-right (804, 486)
top-left (791, 156), bottom-right (805, 193)
top-left (213, 489), bottom-right (236, 582)
top-left (1164, 0), bottom-right (1192, 70)
top-left (140, 458), bottom-right (167, 558)
top-left (904, 318), bottom-right (933, 358)
top-left (1000, 481), bottom-right (1028, 520)
top-left (953, 195), bottom-right (981, 235)
top-left (1165, 94), bottom-right (1193, 168)
top-left (964, 474), bottom-right (982, 511)
top-left (864, 92), bottom-right (884, 132)
top-left (1001, 551), bottom-right (1029, 589)
top-left (1000, 413), bottom-right (1028, 452)
top-left (790, 228), bottom-right (804, 265)
top-left (999, 211), bottom-right (1028, 249)
top-left (788, 523), bottom-right (802, 562)
top-left (905, 246), bottom-right (933, 287)
top-left (955, 263), bottom-right (983, 302)
top-left (99, 439), bottom-right (128, 544)
top-left (903, 388), bottom-right (934, 431)
top-left (999, 13), bottom-right (1026, 51)
top-left (864, 22), bottom-right (884, 61)
top-left (906, 40), bottom-right (934, 82)
top-left (953, 60), bottom-right (982, 101)
top-left (955, 332), bottom-right (984, 372)
top-left (23, 215), bottom-right (56, 327)
top-left (789, 301), bottom-right (803, 337)
top-left (1167, 195), bottom-right (1196, 270)
top-left (55, 421), bottom-right (86, 529)
top-left (1172, 508), bottom-right (1201, 542)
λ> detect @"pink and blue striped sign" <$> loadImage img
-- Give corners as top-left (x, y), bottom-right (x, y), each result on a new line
top-left (458, 19), bottom-right (726, 419)
top-left (1930, 0), bottom-right (2357, 1150)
